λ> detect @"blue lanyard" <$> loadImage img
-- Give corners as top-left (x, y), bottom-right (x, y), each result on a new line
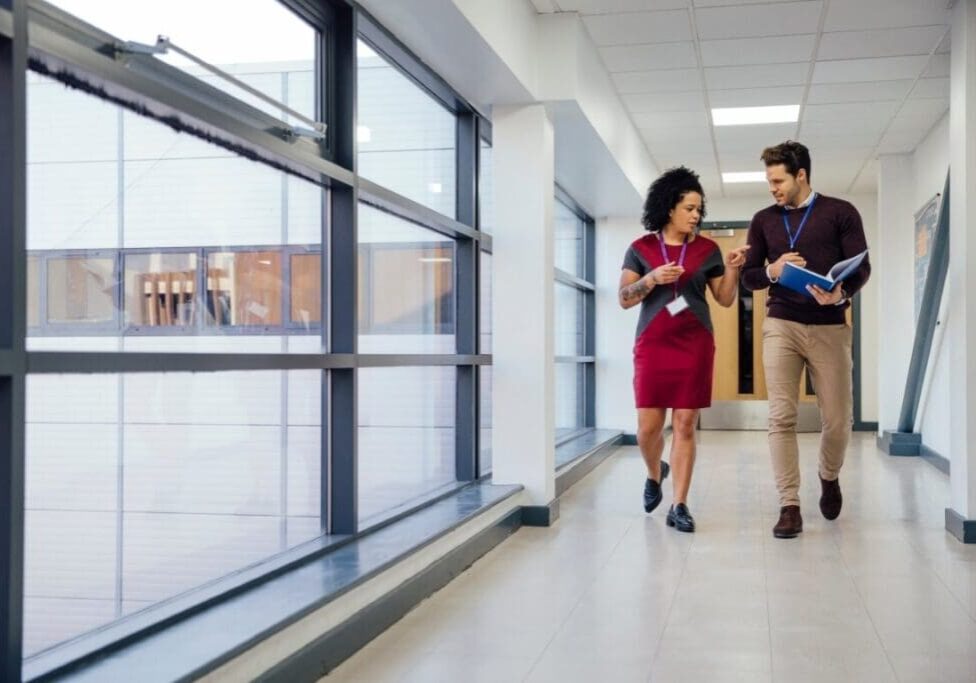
top-left (657, 234), bottom-right (689, 299)
top-left (782, 194), bottom-right (817, 250)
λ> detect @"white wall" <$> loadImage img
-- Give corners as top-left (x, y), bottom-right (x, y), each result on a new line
top-left (596, 191), bottom-right (879, 432)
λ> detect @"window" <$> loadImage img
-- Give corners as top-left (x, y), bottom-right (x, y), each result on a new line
top-left (357, 40), bottom-right (457, 217)
top-left (358, 367), bottom-right (456, 525)
top-left (358, 204), bottom-right (456, 353)
top-left (46, 0), bottom-right (317, 121)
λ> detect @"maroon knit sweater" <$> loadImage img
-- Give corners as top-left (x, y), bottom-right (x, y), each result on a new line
top-left (741, 194), bottom-right (871, 325)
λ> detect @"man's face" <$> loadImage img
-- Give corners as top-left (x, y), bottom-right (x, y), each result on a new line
top-left (766, 164), bottom-right (806, 207)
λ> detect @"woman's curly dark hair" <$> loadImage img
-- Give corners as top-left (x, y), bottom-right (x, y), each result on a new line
top-left (641, 166), bottom-right (706, 233)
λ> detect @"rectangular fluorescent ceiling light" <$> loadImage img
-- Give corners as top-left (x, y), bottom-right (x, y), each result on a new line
top-left (712, 105), bottom-right (799, 126)
top-left (723, 172), bottom-right (767, 184)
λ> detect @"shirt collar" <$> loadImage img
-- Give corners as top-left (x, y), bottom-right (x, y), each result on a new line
top-left (786, 190), bottom-right (816, 210)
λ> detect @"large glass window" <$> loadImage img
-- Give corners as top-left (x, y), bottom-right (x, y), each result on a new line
top-left (357, 40), bottom-right (457, 217)
top-left (479, 139), bottom-right (494, 234)
top-left (47, 1), bottom-right (316, 121)
top-left (555, 197), bottom-right (585, 278)
top-left (27, 76), bottom-right (325, 351)
top-left (358, 367), bottom-right (456, 525)
top-left (358, 204), bottom-right (456, 353)
top-left (553, 193), bottom-right (594, 447)
top-left (23, 370), bottom-right (322, 656)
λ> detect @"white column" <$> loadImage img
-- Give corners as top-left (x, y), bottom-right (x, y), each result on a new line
top-left (947, 0), bottom-right (976, 537)
top-left (876, 154), bottom-right (916, 434)
top-left (490, 105), bottom-right (557, 515)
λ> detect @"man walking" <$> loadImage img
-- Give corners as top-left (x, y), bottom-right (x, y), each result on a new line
top-left (741, 141), bottom-right (871, 539)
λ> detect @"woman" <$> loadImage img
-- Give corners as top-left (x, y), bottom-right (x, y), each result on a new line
top-left (618, 167), bottom-right (748, 532)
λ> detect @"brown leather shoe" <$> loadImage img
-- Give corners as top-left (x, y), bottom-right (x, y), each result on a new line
top-left (819, 476), bottom-right (842, 520)
top-left (773, 505), bottom-right (803, 538)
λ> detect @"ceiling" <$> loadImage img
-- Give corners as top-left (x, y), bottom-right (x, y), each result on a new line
top-left (530, 0), bottom-right (952, 198)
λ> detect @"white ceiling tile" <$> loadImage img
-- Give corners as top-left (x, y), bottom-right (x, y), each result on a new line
top-left (555, 0), bottom-right (689, 13)
top-left (700, 34), bottom-right (816, 67)
top-left (937, 33), bottom-right (950, 54)
top-left (633, 110), bottom-right (710, 129)
top-left (623, 90), bottom-right (706, 113)
top-left (694, 2), bottom-right (823, 40)
top-left (806, 80), bottom-right (913, 104)
top-left (715, 122), bottom-right (797, 155)
top-left (924, 53), bottom-right (950, 78)
top-left (802, 101), bottom-right (900, 124)
top-left (887, 98), bottom-right (948, 133)
top-left (852, 171), bottom-right (878, 194)
top-left (708, 85), bottom-right (804, 107)
top-left (812, 56), bottom-right (929, 83)
top-left (910, 77), bottom-right (949, 100)
top-left (824, 0), bottom-right (949, 32)
top-left (582, 10), bottom-right (692, 46)
top-left (705, 62), bottom-right (809, 89)
top-left (613, 68), bottom-right (701, 93)
top-left (640, 124), bottom-right (712, 147)
top-left (818, 26), bottom-right (947, 61)
top-left (599, 42), bottom-right (698, 72)
top-left (877, 130), bottom-right (924, 154)
top-left (723, 183), bottom-right (772, 198)
top-left (800, 118), bottom-right (887, 139)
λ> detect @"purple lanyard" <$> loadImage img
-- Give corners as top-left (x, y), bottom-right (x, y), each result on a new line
top-left (657, 234), bottom-right (689, 299)
top-left (782, 194), bottom-right (817, 250)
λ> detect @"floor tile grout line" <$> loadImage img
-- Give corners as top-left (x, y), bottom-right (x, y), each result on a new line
top-left (520, 456), bottom-right (644, 683)
top-left (827, 523), bottom-right (903, 683)
top-left (901, 530), bottom-right (976, 625)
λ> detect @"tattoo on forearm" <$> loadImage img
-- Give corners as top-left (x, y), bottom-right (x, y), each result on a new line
top-left (620, 279), bottom-right (652, 303)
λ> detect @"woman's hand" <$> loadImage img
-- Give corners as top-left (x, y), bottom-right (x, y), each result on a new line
top-left (650, 261), bottom-right (684, 285)
top-left (725, 245), bottom-right (750, 269)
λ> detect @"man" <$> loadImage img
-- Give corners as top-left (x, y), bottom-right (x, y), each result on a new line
top-left (741, 141), bottom-right (871, 539)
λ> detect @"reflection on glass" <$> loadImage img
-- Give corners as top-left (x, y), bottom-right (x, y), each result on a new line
top-left (555, 198), bottom-right (584, 277)
top-left (555, 282), bottom-right (583, 357)
top-left (206, 251), bottom-right (282, 327)
top-left (27, 73), bottom-right (326, 350)
top-left (47, 0), bottom-right (316, 120)
top-left (23, 370), bottom-right (322, 656)
top-left (46, 257), bottom-right (115, 325)
top-left (480, 251), bottom-right (492, 354)
top-left (124, 253), bottom-right (198, 327)
top-left (358, 204), bottom-right (456, 353)
top-left (480, 366), bottom-right (492, 475)
top-left (290, 253), bottom-right (321, 327)
top-left (357, 40), bottom-right (456, 217)
top-left (358, 367), bottom-right (456, 525)
top-left (479, 139), bottom-right (493, 234)
top-left (556, 362), bottom-right (582, 439)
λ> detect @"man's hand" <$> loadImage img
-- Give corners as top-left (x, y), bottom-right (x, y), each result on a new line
top-left (768, 252), bottom-right (806, 279)
top-left (807, 283), bottom-right (844, 306)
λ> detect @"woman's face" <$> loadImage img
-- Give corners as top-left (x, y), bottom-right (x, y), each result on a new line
top-left (668, 191), bottom-right (702, 234)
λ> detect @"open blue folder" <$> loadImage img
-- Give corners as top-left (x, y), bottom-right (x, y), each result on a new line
top-left (778, 249), bottom-right (869, 298)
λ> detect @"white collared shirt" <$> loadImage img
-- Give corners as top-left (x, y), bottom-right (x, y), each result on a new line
top-left (785, 189), bottom-right (816, 210)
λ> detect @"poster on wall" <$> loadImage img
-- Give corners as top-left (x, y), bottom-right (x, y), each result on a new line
top-left (914, 193), bottom-right (941, 324)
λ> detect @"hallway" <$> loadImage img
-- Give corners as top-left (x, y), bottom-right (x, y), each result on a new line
top-left (325, 432), bottom-right (976, 682)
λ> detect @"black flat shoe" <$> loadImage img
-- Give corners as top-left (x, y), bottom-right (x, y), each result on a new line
top-left (642, 461), bottom-right (671, 514)
top-left (666, 503), bottom-right (695, 532)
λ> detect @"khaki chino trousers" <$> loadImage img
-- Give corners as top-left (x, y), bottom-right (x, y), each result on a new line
top-left (762, 317), bottom-right (853, 507)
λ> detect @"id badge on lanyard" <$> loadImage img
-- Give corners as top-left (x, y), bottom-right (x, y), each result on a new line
top-left (658, 235), bottom-right (689, 317)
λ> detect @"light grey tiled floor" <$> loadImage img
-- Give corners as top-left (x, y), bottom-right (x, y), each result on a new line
top-left (323, 431), bottom-right (976, 683)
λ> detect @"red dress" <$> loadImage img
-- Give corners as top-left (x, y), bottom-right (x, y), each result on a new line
top-left (622, 234), bottom-right (725, 409)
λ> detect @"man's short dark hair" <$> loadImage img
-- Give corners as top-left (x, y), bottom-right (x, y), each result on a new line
top-left (761, 140), bottom-right (812, 182)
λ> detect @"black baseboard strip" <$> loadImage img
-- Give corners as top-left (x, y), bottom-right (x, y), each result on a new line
top-left (556, 435), bottom-right (623, 496)
top-left (257, 508), bottom-right (524, 682)
top-left (946, 508), bottom-right (976, 544)
top-left (920, 444), bottom-right (950, 475)
top-left (620, 433), bottom-right (637, 446)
